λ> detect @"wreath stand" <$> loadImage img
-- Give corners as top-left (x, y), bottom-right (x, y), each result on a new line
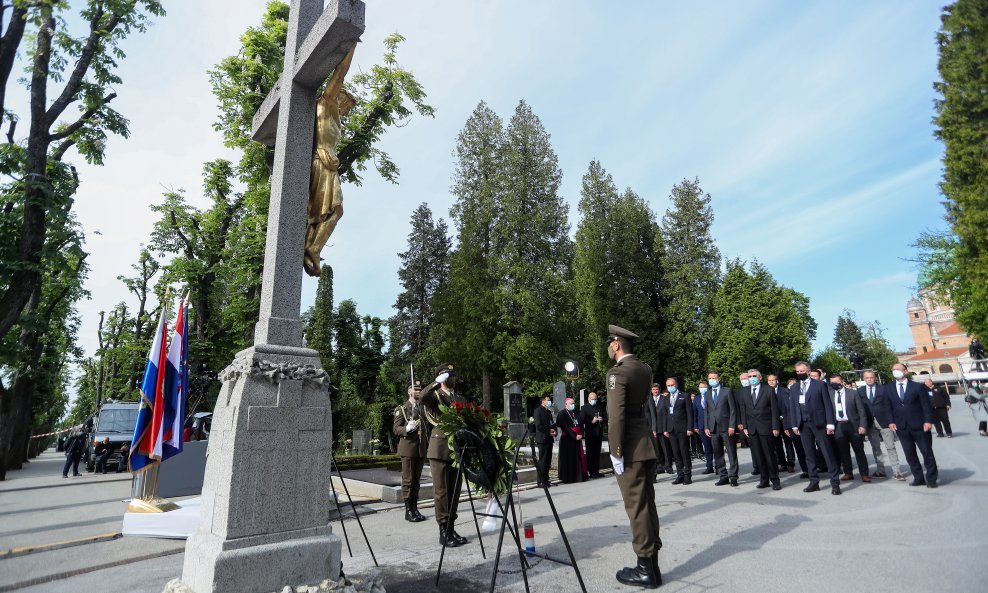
top-left (329, 450), bottom-right (378, 567)
top-left (434, 427), bottom-right (587, 593)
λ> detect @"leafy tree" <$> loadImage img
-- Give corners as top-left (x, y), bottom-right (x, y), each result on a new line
top-left (0, 0), bottom-right (165, 343)
top-left (708, 260), bottom-right (815, 385)
top-left (657, 177), bottom-right (721, 379)
top-left (811, 347), bottom-right (853, 377)
top-left (573, 161), bottom-right (662, 381)
top-left (931, 0), bottom-right (988, 340)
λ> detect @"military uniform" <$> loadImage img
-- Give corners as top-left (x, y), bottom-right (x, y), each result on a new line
top-left (606, 325), bottom-right (661, 588)
top-left (416, 363), bottom-right (469, 547)
top-left (393, 385), bottom-right (428, 522)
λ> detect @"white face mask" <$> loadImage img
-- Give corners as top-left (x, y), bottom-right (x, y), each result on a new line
top-left (892, 369), bottom-right (905, 380)
top-left (740, 379), bottom-right (750, 387)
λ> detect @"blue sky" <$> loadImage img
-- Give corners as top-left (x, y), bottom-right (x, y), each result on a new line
top-left (54, 0), bottom-right (947, 361)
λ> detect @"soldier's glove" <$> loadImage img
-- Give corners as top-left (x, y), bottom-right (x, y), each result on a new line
top-left (610, 455), bottom-right (624, 476)
top-left (405, 420), bottom-right (418, 433)
top-left (435, 372), bottom-right (450, 384)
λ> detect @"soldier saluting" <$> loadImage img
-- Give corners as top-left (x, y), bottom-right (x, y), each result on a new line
top-left (393, 380), bottom-right (427, 522)
top-left (606, 325), bottom-right (662, 589)
top-left (416, 363), bottom-right (469, 548)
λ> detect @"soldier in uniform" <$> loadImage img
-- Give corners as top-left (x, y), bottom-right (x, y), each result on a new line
top-left (606, 325), bottom-right (661, 588)
top-left (393, 381), bottom-right (427, 522)
top-left (416, 363), bottom-right (469, 547)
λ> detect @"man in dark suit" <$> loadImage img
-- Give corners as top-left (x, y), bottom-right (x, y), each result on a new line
top-left (788, 361), bottom-right (842, 495)
top-left (418, 363), bottom-right (470, 546)
top-left (858, 370), bottom-right (904, 480)
top-left (828, 375), bottom-right (870, 483)
top-left (877, 363), bottom-right (938, 488)
top-left (737, 369), bottom-right (782, 490)
top-left (580, 391), bottom-right (607, 478)
top-left (647, 383), bottom-right (673, 475)
top-left (694, 382), bottom-right (714, 474)
top-left (606, 325), bottom-right (662, 588)
top-left (768, 374), bottom-right (801, 474)
top-left (533, 394), bottom-right (557, 488)
top-left (660, 377), bottom-right (694, 485)
top-left (704, 370), bottom-right (739, 486)
top-left (925, 377), bottom-right (952, 438)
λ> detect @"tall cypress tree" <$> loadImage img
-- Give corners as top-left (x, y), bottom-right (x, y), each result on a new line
top-left (304, 264), bottom-right (334, 371)
top-left (574, 161), bottom-right (662, 380)
top-left (932, 0), bottom-right (988, 340)
top-left (431, 101), bottom-right (505, 408)
top-left (496, 100), bottom-right (575, 384)
top-left (658, 177), bottom-right (721, 380)
top-left (389, 203), bottom-right (450, 365)
top-left (833, 311), bottom-right (866, 358)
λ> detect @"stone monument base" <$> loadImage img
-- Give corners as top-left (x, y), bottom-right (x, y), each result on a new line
top-left (180, 524), bottom-right (342, 593)
top-left (164, 567), bottom-right (384, 593)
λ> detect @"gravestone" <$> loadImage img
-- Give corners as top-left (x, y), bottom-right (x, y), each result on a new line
top-left (553, 381), bottom-right (568, 422)
top-left (352, 429), bottom-right (371, 455)
top-left (503, 381), bottom-right (526, 443)
top-left (176, 2), bottom-right (365, 592)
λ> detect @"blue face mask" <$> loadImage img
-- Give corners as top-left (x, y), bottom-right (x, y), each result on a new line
top-left (667, 386), bottom-right (678, 394)
top-left (567, 404), bottom-right (575, 411)
top-left (588, 399), bottom-right (597, 406)
top-left (709, 379), bottom-right (720, 388)
top-left (699, 387), bottom-right (709, 395)
top-left (749, 377), bottom-right (760, 387)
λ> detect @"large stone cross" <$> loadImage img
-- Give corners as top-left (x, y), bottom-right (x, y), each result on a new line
top-left (250, 0), bottom-right (364, 348)
top-left (178, 2), bottom-right (364, 592)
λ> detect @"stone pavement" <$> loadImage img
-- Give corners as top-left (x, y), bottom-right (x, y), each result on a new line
top-left (3, 428), bottom-right (987, 592)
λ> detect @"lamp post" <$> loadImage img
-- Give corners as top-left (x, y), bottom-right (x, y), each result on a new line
top-left (564, 360), bottom-right (580, 403)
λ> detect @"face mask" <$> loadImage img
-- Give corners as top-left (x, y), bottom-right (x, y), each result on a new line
top-left (749, 377), bottom-right (760, 387)
top-left (588, 399), bottom-right (597, 406)
top-left (667, 386), bottom-right (678, 394)
top-left (892, 369), bottom-right (905, 380)
top-left (740, 379), bottom-right (750, 387)
top-left (795, 372), bottom-right (808, 381)
top-left (544, 401), bottom-right (552, 408)
top-left (831, 383), bottom-right (841, 390)
top-left (567, 404), bottom-right (575, 411)
top-left (699, 387), bottom-right (709, 395)
top-left (708, 379), bottom-right (720, 388)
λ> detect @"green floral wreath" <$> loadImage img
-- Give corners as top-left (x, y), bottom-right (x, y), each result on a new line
top-left (436, 401), bottom-right (517, 496)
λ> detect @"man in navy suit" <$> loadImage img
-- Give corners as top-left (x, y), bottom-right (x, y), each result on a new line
top-left (788, 361), bottom-right (842, 495)
top-left (704, 371), bottom-right (740, 487)
top-left (877, 363), bottom-right (938, 488)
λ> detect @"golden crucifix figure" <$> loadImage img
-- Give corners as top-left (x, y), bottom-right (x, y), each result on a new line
top-left (304, 44), bottom-right (357, 277)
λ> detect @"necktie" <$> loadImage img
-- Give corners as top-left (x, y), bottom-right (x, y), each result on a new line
top-left (753, 387), bottom-right (758, 404)
top-left (713, 389), bottom-right (718, 404)
top-left (837, 391), bottom-right (843, 419)
top-left (868, 386), bottom-right (874, 403)
top-left (898, 383), bottom-right (905, 401)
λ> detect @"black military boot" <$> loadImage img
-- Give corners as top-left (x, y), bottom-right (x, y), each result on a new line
top-left (439, 527), bottom-right (463, 547)
top-left (409, 501), bottom-right (426, 522)
top-left (405, 501), bottom-right (417, 522)
top-left (651, 552), bottom-right (663, 587)
top-left (616, 556), bottom-right (660, 589)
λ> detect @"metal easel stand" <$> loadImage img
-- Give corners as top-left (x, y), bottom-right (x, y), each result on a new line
top-left (487, 427), bottom-right (587, 593)
top-left (329, 450), bottom-right (378, 567)
top-left (435, 441), bottom-right (489, 585)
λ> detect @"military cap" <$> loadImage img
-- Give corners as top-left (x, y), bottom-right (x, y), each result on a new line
top-left (605, 324), bottom-right (639, 344)
top-left (410, 379), bottom-right (423, 389)
top-left (435, 362), bottom-right (455, 376)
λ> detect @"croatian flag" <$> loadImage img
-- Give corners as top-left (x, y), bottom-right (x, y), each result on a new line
top-left (159, 300), bottom-right (188, 461)
top-left (130, 302), bottom-right (169, 471)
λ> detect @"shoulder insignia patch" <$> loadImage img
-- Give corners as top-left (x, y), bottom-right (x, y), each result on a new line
top-left (608, 374), bottom-right (616, 390)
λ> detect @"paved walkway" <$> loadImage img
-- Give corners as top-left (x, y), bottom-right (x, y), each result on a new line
top-left (2, 426), bottom-right (986, 592)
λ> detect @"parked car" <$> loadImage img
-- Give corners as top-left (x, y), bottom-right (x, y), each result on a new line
top-left (85, 401), bottom-right (140, 472)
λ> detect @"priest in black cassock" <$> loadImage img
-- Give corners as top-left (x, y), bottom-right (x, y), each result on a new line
top-left (556, 397), bottom-right (588, 483)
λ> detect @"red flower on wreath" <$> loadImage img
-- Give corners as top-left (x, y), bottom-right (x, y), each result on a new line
top-left (454, 401), bottom-right (464, 412)
top-left (483, 409), bottom-right (491, 418)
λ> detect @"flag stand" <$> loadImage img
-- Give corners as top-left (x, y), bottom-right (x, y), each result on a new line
top-left (128, 461), bottom-right (180, 513)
